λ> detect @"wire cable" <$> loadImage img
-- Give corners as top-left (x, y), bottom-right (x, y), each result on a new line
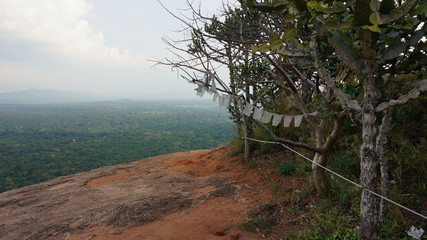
top-left (244, 137), bottom-right (427, 220)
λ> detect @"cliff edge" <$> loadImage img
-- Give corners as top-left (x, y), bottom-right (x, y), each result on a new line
top-left (0, 147), bottom-right (272, 240)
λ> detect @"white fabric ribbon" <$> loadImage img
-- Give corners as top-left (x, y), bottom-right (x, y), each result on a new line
top-left (283, 115), bottom-right (293, 127)
top-left (294, 115), bottom-right (304, 127)
top-left (261, 111), bottom-right (273, 124)
top-left (210, 78), bottom-right (218, 94)
top-left (242, 103), bottom-right (254, 116)
top-left (272, 114), bottom-right (282, 126)
top-left (253, 107), bottom-right (263, 121)
top-left (213, 93), bottom-right (219, 102)
top-left (196, 84), bottom-right (205, 97)
top-left (222, 94), bottom-right (232, 107)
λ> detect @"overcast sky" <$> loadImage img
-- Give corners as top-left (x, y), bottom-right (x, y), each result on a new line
top-left (0, 0), bottom-right (232, 98)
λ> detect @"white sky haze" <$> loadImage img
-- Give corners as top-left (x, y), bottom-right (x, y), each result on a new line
top-left (0, 0), bottom-right (229, 98)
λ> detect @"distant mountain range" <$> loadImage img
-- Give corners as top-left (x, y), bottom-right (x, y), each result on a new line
top-left (0, 89), bottom-right (108, 105)
top-left (0, 89), bottom-right (201, 105)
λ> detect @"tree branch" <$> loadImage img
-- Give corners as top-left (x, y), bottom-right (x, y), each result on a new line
top-left (375, 79), bottom-right (427, 112)
top-left (323, 112), bottom-right (347, 153)
top-left (316, 56), bottom-right (362, 111)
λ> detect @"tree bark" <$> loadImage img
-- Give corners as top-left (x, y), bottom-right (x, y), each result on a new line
top-left (359, 100), bottom-right (379, 240)
top-left (376, 109), bottom-right (393, 223)
top-left (243, 115), bottom-right (250, 159)
top-left (312, 152), bottom-right (329, 196)
top-left (358, 29), bottom-right (379, 240)
top-left (312, 121), bottom-right (329, 196)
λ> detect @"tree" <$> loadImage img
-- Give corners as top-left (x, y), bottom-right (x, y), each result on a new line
top-left (156, 0), bottom-right (348, 196)
top-left (245, 0), bottom-right (427, 238)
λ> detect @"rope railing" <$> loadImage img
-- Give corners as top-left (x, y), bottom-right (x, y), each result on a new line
top-left (243, 137), bottom-right (427, 220)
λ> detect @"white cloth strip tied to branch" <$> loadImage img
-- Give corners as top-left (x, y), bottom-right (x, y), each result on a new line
top-left (223, 94), bottom-right (232, 108)
top-left (272, 114), bottom-right (283, 126)
top-left (218, 95), bottom-right (224, 106)
top-left (197, 84), bottom-right (205, 97)
top-left (213, 93), bottom-right (219, 102)
top-left (243, 103), bottom-right (254, 116)
top-left (192, 85), bottom-right (318, 127)
top-left (261, 111), bottom-right (273, 124)
top-left (253, 107), bottom-right (264, 121)
top-left (210, 78), bottom-right (218, 94)
top-left (283, 115), bottom-right (293, 127)
top-left (294, 115), bottom-right (304, 127)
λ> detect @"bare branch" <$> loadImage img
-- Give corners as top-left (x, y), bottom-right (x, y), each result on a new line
top-left (375, 79), bottom-right (427, 112)
top-left (315, 53), bottom-right (362, 111)
top-left (285, 58), bottom-right (318, 91)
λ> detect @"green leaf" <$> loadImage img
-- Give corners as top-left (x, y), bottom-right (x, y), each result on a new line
top-left (369, 12), bottom-right (382, 25)
top-left (307, 1), bottom-right (323, 12)
top-left (339, 22), bottom-right (353, 30)
top-left (252, 45), bottom-right (259, 53)
top-left (270, 38), bottom-right (283, 50)
top-left (284, 14), bottom-right (297, 22)
top-left (282, 26), bottom-right (297, 42)
top-left (401, 23), bottom-right (414, 30)
top-left (414, 1), bottom-right (427, 17)
top-left (386, 10), bottom-right (403, 20)
top-left (324, 21), bottom-right (339, 29)
top-left (362, 24), bottom-right (381, 33)
top-left (259, 43), bottom-right (270, 54)
top-left (370, 0), bottom-right (380, 12)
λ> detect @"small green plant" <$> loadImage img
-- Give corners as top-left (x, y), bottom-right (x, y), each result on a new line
top-left (260, 202), bottom-right (277, 211)
top-left (236, 215), bottom-right (270, 232)
top-left (277, 161), bottom-right (297, 175)
top-left (329, 177), bottom-right (361, 209)
top-left (270, 182), bottom-right (279, 194)
top-left (297, 209), bottom-right (358, 239)
top-left (230, 128), bottom-right (245, 156)
top-left (244, 159), bottom-right (257, 168)
top-left (252, 126), bottom-right (275, 153)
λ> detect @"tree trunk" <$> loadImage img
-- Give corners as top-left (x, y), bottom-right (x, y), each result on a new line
top-left (358, 29), bottom-right (379, 240)
top-left (359, 108), bottom-right (379, 240)
top-left (312, 125), bottom-right (329, 196)
top-left (376, 109), bottom-right (393, 223)
top-left (243, 116), bottom-right (250, 159)
top-left (312, 152), bottom-right (329, 196)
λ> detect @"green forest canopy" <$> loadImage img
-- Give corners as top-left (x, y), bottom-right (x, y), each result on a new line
top-left (0, 100), bottom-right (234, 193)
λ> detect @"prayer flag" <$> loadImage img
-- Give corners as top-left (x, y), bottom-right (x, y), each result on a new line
top-left (283, 115), bottom-right (293, 127)
top-left (272, 114), bottom-right (282, 126)
top-left (210, 79), bottom-right (218, 93)
top-left (196, 84), bottom-right (205, 97)
top-left (253, 107), bottom-right (263, 121)
top-left (223, 94), bottom-right (232, 107)
top-left (261, 111), bottom-right (273, 124)
top-left (213, 93), bottom-right (219, 102)
top-left (242, 103), bottom-right (254, 116)
top-left (294, 115), bottom-right (304, 127)
top-left (218, 95), bottom-right (224, 107)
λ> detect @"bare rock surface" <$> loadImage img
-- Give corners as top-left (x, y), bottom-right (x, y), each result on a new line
top-left (0, 147), bottom-right (269, 240)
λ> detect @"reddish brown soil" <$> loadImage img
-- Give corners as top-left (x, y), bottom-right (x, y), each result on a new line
top-left (0, 147), bottom-right (291, 240)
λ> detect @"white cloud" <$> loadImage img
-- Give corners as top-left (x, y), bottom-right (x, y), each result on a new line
top-left (0, 0), bottom-right (148, 68)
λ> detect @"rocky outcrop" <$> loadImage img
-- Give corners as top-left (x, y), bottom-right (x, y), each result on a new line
top-left (0, 147), bottom-right (267, 240)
